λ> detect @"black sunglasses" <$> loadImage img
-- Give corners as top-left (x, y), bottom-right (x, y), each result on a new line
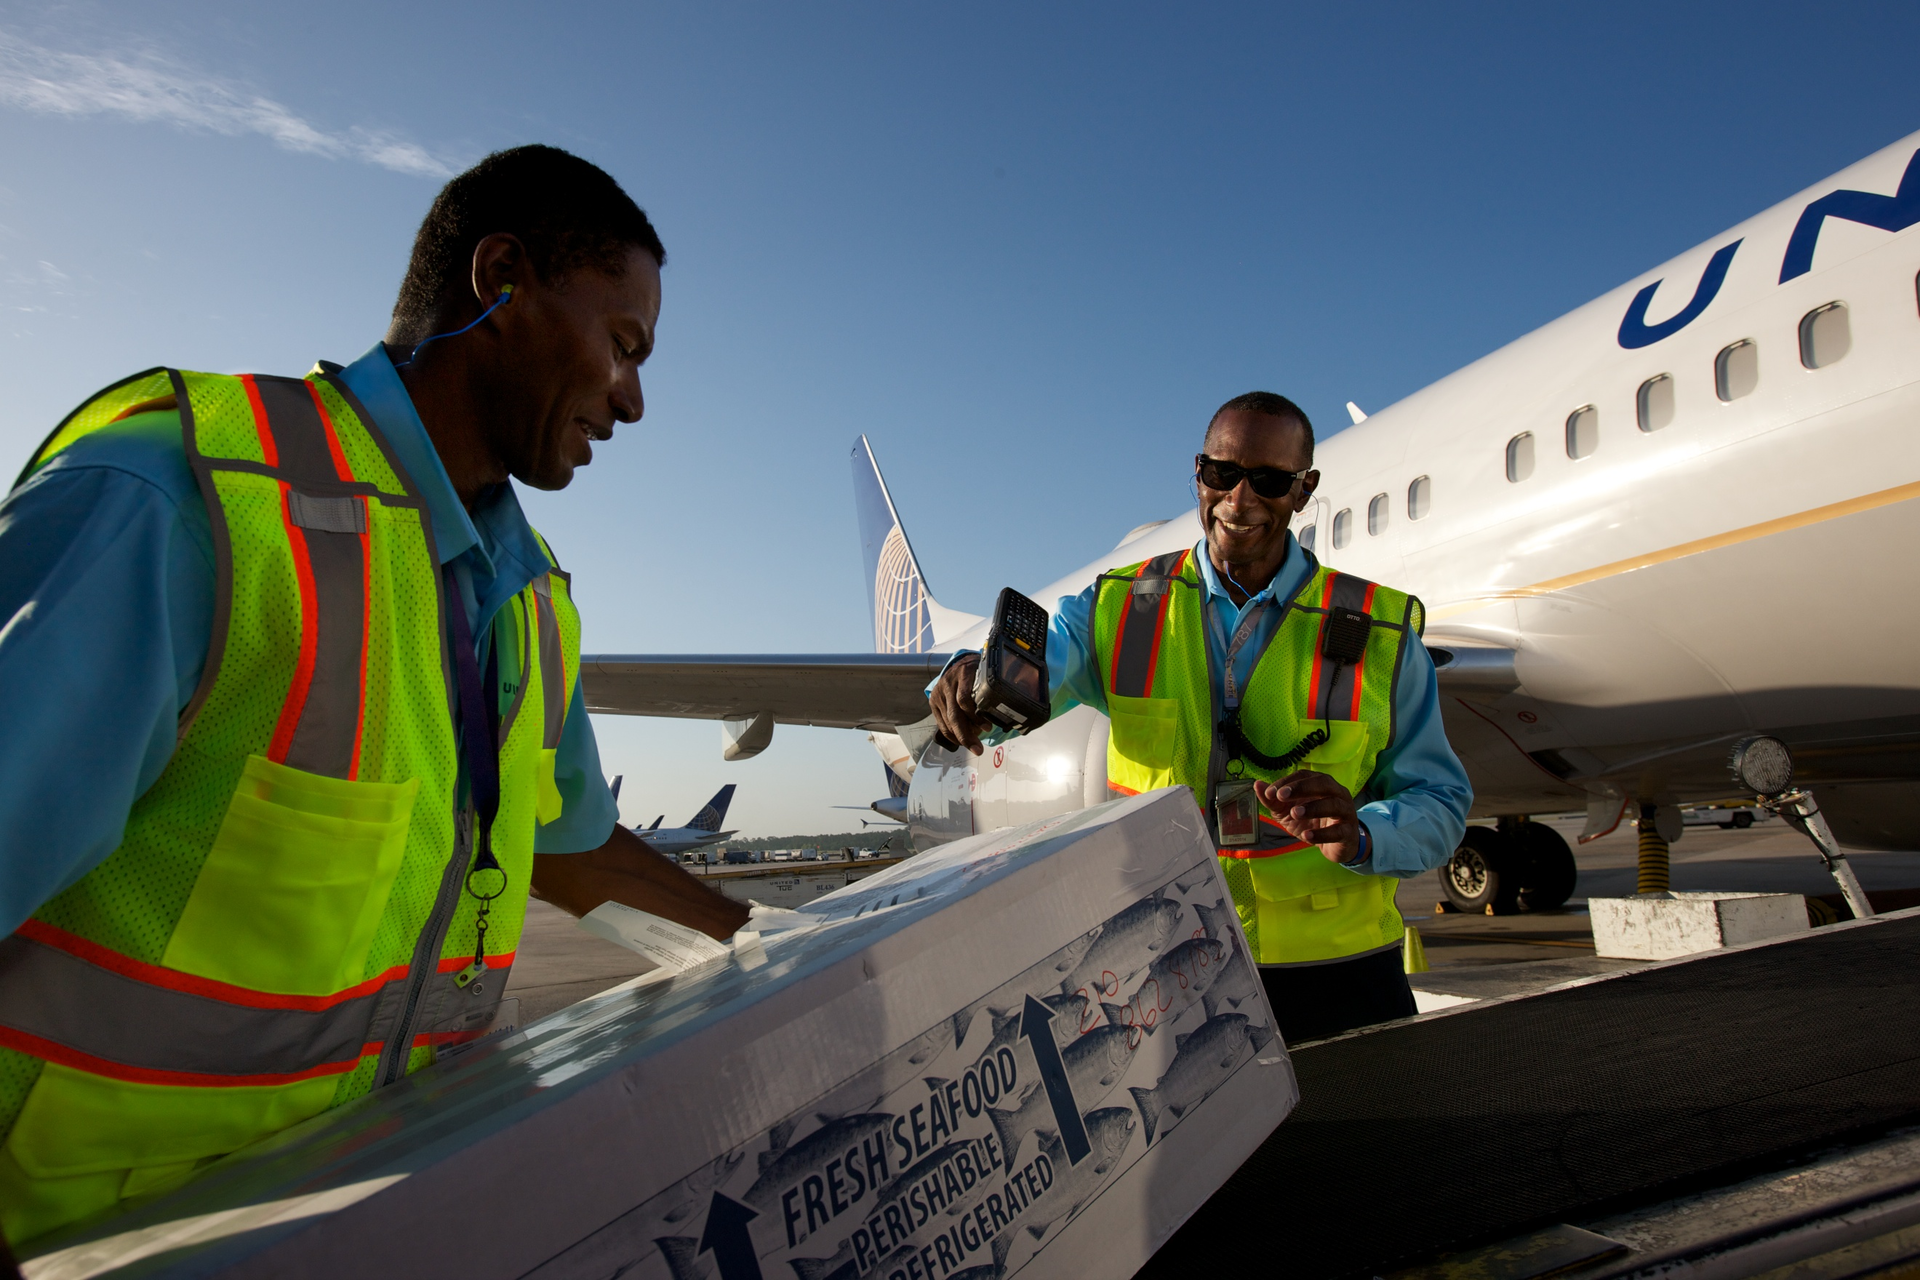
top-left (1195, 454), bottom-right (1303, 499)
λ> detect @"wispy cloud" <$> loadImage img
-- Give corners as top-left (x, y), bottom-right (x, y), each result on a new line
top-left (0, 30), bottom-right (456, 178)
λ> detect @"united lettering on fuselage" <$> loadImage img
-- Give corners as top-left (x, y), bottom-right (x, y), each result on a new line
top-left (1619, 145), bottom-right (1920, 348)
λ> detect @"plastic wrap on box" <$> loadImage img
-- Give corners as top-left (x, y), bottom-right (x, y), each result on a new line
top-left (22, 788), bottom-right (1296, 1280)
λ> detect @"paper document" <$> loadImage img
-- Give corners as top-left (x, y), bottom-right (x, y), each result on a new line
top-left (578, 902), bottom-right (732, 975)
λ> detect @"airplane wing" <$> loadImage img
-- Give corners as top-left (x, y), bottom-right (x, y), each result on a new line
top-left (579, 653), bottom-right (952, 732)
top-left (582, 645), bottom-right (1509, 734)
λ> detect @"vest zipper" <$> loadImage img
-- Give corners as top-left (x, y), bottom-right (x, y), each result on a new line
top-left (376, 804), bottom-right (475, 1087)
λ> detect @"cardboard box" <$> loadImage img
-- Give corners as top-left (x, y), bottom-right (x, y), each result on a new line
top-left (22, 788), bottom-right (1295, 1280)
top-left (1590, 891), bottom-right (1810, 960)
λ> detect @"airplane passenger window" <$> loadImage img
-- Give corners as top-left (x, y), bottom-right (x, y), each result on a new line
top-left (1637, 375), bottom-right (1674, 432)
top-left (1368, 493), bottom-right (1389, 535)
top-left (1565, 406), bottom-right (1598, 460)
top-left (1716, 340), bottom-right (1758, 402)
top-left (1506, 432), bottom-right (1534, 483)
top-left (1799, 302), bottom-right (1850, 369)
top-left (1408, 475), bottom-right (1431, 520)
top-left (1299, 522), bottom-right (1317, 552)
top-left (1332, 508), bottom-right (1353, 548)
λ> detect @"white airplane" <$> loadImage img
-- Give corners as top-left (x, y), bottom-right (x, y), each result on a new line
top-left (581, 128), bottom-right (1920, 909)
top-left (628, 784), bottom-right (739, 856)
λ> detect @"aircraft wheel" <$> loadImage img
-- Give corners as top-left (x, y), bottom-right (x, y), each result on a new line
top-left (1732, 811), bottom-right (1754, 829)
top-left (1442, 827), bottom-right (1521, 915)
top-left (1511, 821), bottom-right (1577, 911)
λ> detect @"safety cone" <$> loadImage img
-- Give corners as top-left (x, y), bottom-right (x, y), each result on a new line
top-left (1403, 924), bottom-right (1429, 974)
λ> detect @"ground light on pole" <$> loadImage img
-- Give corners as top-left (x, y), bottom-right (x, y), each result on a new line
top-left (1730, 735), bottom-right (1875, 920)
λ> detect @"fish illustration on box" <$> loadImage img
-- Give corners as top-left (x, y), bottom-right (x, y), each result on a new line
top-left (1059, 894), bottom-right (1185, 1002)
top-left (1110, 936), bottom-right (1229, 1037)
top-left (1201, 946), bottom-right (1260, 1021)
top-left (654, 1236), bottom-right (712, 1280)
top-left (954, 932), bottom-right (1100, 1046)
top-left (1129, 1013), bottom-right (1277, 1145)
top-left (984, 1009), bottom-right (1140, 1163)
top-left (744, 1113), bottom-right (898, 1211)
top-left (1019, 1108), bottom-right (1138, 1242)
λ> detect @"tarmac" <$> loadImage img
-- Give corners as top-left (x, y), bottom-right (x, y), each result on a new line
top-left (507, 816), bottom-right (1920, 1023)
top-left (1398, 813), bottom-right (1920, 1005)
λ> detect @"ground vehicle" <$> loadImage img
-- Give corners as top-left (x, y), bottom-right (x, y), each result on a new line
top-left (1683, 805), bottom-right (1770, 829)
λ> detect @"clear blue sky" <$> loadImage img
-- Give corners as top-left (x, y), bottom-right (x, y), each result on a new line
top-left (2, 2), bottom-right (1915, 836)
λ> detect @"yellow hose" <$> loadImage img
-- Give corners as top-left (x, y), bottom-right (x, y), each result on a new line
top-left (1637, 806), bottom-right (1671, 894)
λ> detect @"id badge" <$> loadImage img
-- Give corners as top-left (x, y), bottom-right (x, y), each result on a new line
top-left (1215, 779), bottom-right (1259, 847)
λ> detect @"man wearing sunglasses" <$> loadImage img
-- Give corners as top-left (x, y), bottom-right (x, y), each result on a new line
top-left (930, 391), bottom-right (1470, 1044)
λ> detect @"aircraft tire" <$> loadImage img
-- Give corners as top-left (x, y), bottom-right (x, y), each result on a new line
top-left (1442, 827), bottom-right (1521, 915)
top-left (1511, 821), bottom-right (1578, 911)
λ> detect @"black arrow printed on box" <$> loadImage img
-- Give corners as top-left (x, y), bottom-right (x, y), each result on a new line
top-left (700, 1192), bottom-right (764, 1280)
top-left (1019, 995), bottom-right (1091, 1165)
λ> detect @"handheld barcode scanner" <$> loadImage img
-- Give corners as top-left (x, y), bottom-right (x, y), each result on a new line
top-left (973, 588), bottom-right (1053, 733)
top-left (1215, 604), bottom-right (1372, 845)
top-left (934, 588), bottom-right (1053, 752)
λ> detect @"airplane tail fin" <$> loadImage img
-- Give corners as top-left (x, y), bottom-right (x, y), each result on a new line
top-left (609, 774), bottom-right (623, 803)
top-left (686, 784), bottom-right (736, 833)
top-left (852, 436), bottom-right (982, 653)
top-left (648, 815), bottom-right (663, 831)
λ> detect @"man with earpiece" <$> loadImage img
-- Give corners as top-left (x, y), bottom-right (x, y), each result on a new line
top-left (0, 145), bottom-right (749, 1248)
top-left (929, 392), bottom-right (1472, 1047)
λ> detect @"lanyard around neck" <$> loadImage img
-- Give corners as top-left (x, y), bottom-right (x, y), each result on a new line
top-left (443, 564), bottom-right (505, 890)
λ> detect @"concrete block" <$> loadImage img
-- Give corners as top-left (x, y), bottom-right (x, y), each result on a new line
top-left (1589, 892), bottom-right (1809, 961)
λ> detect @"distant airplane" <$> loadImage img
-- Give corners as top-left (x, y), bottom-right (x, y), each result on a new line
top-left (630, 784), bottom-right (738, 856)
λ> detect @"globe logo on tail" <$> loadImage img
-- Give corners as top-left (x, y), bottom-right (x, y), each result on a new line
top-left (875, 525), bottom-right (932, 655)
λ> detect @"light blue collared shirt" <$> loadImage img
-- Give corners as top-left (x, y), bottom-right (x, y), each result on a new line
top-left (0, 345), bottom-right (619, 936)
top-left (944, 535), bottom-right (1471, 877)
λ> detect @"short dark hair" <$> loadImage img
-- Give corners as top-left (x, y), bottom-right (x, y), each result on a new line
top-left (1205, 391), bottom-right (1314, 461)
top-left (391, 145), bottom-right (666, 343)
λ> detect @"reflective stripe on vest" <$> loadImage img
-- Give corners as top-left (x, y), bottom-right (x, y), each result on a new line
top-left (247, 374), bottom-right (376, 776)
top-left (0, 922), bottom-right (394, 1085)
top-left (1093, 547), bottom-right (1420, 965)
top-left (0, 367), bottom-right (583, 1243)
top-left (1108, 549), bottom-right (1192, 699)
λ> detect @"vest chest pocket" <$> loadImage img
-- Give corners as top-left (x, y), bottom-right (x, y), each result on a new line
top-left (162, 755), bottom-right (420, 996)
top-left (1300, 720), bottom-right (1372, 795)
top-left (1106, 694), bottom-right (1181, 793)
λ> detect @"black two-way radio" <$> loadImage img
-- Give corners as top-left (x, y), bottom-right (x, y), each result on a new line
top-left (973, 588), bottom-right (1053, 733)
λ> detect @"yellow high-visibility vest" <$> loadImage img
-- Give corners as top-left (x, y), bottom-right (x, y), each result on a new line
top-left (0, 367), bottom-right (580, 1245)
top-left (1092, 547), bottom-right (1421, 966)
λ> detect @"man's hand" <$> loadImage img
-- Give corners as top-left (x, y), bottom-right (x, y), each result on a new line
top-left (1253, 771), bottom-right (1364, 866)
top-left (929, 654), bottom-right (992, 757)
top-left (531, 823), bottom-right (750, 940)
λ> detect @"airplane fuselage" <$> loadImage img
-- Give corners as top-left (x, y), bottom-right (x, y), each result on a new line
top-left (907, 132), bottom-right (1920, 852)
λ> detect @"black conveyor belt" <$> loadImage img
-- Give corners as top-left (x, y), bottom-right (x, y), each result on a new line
top-left (1138, 912), bottom-right (1920, 1279)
